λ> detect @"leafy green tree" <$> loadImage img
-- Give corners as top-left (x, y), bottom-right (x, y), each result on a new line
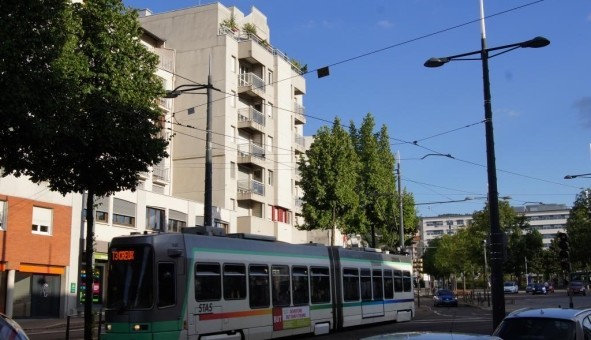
top-left (297, 118), bottom-right (361, 245)
top-left (566, 189), bottom-right (591, 269)
top-left (1, 1), bottom-right (167, 337)
top-left (350, 114), bottom-right (395, 248)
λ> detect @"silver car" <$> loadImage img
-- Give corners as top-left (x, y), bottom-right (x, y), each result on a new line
top-left (493, 307), bottom-right (591, 340)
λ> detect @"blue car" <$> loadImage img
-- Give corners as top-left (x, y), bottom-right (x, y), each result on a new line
top-left (433, 289), bottom-right (458, 307)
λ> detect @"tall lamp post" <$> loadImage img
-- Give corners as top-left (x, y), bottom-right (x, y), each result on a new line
top-left (165, 76), bottom-right (220, 228)
top-left (424, 1), bottom-right (549, 329)
top-left (565, 173), bottom-right (591, 179)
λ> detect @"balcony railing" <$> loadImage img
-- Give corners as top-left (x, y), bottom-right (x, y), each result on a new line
top-left (237, 179), bottom-right (265, 196)
top-left (238, 72), bottom-right (265, 93)
top-left (219, 27), bottom-right (305, 75)
top-left (295, 134), bottom-right (305, 148)
top-left (153, 166), bottom-right (170, 182)
top-left (295, 196), bottom-right (304, 207)
top-left (294, 102), bottom-right (305, 116)
top-left (238, 143), bottom-right (266, 159)
top-left (238, 107), bottom-right (265, 126)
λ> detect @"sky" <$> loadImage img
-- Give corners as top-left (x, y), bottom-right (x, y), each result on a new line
top-left (123, 0), bottom-right (591, 217)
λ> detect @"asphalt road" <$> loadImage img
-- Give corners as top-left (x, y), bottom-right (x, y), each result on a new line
top-left (24, 291), bottom-right (591, 340)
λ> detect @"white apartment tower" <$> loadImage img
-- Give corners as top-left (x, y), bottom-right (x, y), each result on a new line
top-left (139, 4), bottom-right (308, 243)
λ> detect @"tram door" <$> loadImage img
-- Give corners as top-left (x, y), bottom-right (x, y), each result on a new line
top-left (361, 269), bottom-right (384, 318)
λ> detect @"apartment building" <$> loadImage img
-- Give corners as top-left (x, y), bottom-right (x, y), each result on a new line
top-left (420, 203), bottom-right (570, 249)
top-left (516, 203), bottom-right (570, 249)
top-left (139, 3), bottom-right (309, 243)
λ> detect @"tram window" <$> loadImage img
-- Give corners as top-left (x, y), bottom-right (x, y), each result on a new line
top-left (249, 265), bottom-right (270, 308)
top-left (343, 268), bottom-right (360, 302)
top-left (223, 264), bottom-right (246, 300)
top-left (361, 268), bottom-right (372, 301)
top-left (158, 262), bottom-right (176, 308)
top-left (311, 267), bottom-right (330, 304)
top-left (403, 270), bottom-right (412, 292)
top-left (384, 269), bottom-right (394, 299)
top-left (373, 269), bottom-right (384, 301)
top-left (272, 265), bottom-right (291, 307)
top-left (394, 270), bottom-right (403, 293)
top-left (195, 263), bottom-right (221, 301)
top-left (292, 266), bottom-right (309, 305)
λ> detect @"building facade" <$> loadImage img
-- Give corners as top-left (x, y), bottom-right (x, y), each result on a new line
top-left (139, 3), bottom-right (308, 243)
top-left (420, 203), bottom-right (570, 249)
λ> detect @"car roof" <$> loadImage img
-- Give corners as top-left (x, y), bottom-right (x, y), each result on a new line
top-left (505, 308), bottom-right (591, 320)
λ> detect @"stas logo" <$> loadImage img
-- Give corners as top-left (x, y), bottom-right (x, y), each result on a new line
top-left (112, 250), bottom-right (135, 261)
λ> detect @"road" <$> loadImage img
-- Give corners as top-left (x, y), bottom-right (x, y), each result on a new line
top-left (25, 291), bottom-right (591, 340)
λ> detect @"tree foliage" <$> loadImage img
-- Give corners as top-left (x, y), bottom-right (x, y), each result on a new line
top-left (566, 189), bottom-right (591, 269)
top-left (298, 114), bottom-right (417, 249)
top-left (297, 118), bottom-right (361, 244)
top-left (1, 0), bottom-right (168, 337)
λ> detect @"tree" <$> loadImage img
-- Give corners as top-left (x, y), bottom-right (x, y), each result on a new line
top-left (297, 118), bottom-right (360, 245)
top-left (566, 189), bottom-right (591, 269)
top-left (1, 1), bottom-right (168, 337)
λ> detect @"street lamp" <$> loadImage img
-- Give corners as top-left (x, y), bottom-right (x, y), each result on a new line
top-left (164, 76), bottom-right (221, 229)
top-left (565, 173), bottom-right (591, 179)
top-left (424, 1), bottom-right (549, 329)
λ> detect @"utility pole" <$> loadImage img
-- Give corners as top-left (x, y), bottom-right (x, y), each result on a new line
top-left (397, 151), bottom-right (404, 253)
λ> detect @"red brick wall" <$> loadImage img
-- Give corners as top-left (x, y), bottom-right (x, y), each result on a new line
top-left (0, 195), bottom-right (72, 268)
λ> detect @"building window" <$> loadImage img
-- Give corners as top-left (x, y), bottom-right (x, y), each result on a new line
top-left (215, 220), bottom-right (229, 233)
top-left (267, 135), bottom-right (273, 152)
top-left (96, 211), bottom-right (108, 223)
top-left (231, 55), bottom-right (236, 73)
top-left (147, 207), bottom-right (165, 231)
top-left (231, 90), bottom-right (236, 108)
top-left (268, 69), bottom-right (273, 84)
top-left (32, 206), bottom-right (52, 235)
top-left (0, 201), bottom-right (6, 230)
top-left (268, 170), bottom-right (273, 186)
top-left (272, 206), bottom-right (290, 223)
top-left (168, 219), bottom-right (186, 233)
top-left (230, 162), bottom-right (236, 179)
top-left (113, 214), bottom-right (135, 227)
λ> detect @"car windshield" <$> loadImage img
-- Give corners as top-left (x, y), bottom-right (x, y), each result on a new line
top-left (495, 317), bottom-right (575, 340)
top-left (571, 282), bottom-right (583, 287)
top-left (504, 282), bottom-right (514, 286)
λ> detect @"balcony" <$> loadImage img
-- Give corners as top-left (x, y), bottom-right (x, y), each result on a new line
top-left (294, 102), bottom-right (306, 125)
top-left (238, 72), bottom-right (266, 98)
top-left (152, 166), bottom-right (170, 184)
top-left (295, 196), bottom-right (304, 207)
top-left (237, 107), bottom-right (265, 133)
top-left (237, 179), bottom-right (265, 202)
top-left (294, 134), bottom-right (305, 154)
top-left (237, 143), bottom-right (267, 168)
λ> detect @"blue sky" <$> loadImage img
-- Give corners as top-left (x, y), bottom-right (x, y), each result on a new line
top-left (124, 0), bottom-right (591, 217)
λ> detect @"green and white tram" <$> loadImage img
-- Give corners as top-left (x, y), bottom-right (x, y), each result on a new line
top-left (103, 228), bottom-right (414, 339)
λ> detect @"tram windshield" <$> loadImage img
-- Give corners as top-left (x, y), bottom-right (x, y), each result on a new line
top-left (106, 244), bottom-right (154, 310)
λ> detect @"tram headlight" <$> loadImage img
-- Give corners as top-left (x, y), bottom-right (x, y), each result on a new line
top-left (133, 324), bottom-right (141, 331)
top-left (106, 324), bottom-right (112, 331)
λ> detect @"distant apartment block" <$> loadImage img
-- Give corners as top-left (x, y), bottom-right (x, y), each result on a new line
top-left (420, 203), bottom-right (570, 249)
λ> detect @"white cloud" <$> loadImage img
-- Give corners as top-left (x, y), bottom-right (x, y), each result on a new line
top-left (377, 20), bottom-right (393, 29)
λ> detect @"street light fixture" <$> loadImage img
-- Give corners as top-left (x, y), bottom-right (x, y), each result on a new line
top-left (164, 77), bottom-right (221, 229)
top-left (423, 1), bottom-right (549, 329)
top-left (564, 173), bottom-right (591, 179)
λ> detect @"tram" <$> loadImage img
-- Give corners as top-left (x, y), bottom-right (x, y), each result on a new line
top-left (102, 227), bottom-right (414, 339)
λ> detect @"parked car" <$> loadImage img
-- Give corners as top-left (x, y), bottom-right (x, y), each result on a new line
top-left (493, 307), bottom-right (591, 340)
top-left (433, 289), bottom-right (458, 307)
top-left (531, 283), bottom-right (547, 295)
top-left (525, 283), bottom-right (533, 293)
top-left (503, 281), bottom-right (519, 294)
top-left (363, 332), bottom-right (501, 339)
top-left (0, 313), bottom-right (28, 340)
top-left (568, 281), bottom-right (587, 296)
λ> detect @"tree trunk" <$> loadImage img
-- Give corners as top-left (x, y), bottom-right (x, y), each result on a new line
top-left (84, 190), bottom-right (95, 339)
